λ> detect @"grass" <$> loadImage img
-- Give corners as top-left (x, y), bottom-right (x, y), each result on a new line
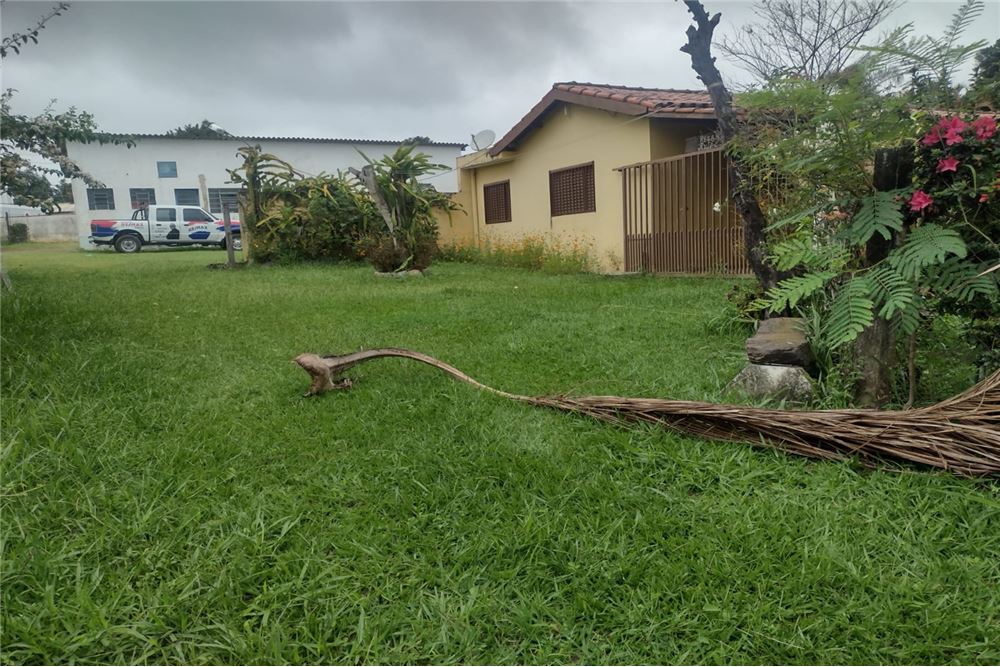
top-left (438, 234), bottom-right (596, 274)
top-left (2, 243), bottom-right (998, 665)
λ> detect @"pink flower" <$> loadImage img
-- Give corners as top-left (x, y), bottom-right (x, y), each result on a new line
top-left (921, 126), bottom-right (941, 146)
top-left (939, 116), bottom-right (968, 146)
top-left (936, 156), bottom-right (960, 173)
top-left (944, 128), bottom-right (964, 146)
top-left (938, 116), bottom-right (968, 133)
top-left (973, 115), bottom-right (997, 141)
top-left (909, 190), bottom-right (933, 212)
top-left (980, 194), bottom-right (990, 203)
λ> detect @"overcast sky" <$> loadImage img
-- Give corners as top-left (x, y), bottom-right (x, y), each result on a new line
top-left (3, 0), bottom-right (998, 147)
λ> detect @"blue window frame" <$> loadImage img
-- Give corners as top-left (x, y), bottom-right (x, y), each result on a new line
top-left (157, 161), bottom-right (178, 178)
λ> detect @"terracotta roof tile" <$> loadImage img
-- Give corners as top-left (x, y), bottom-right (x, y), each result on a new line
top-left (552, 82), bottom-right (716, 115)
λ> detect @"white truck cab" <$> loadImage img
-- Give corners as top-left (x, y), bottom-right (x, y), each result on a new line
top-left (90, 205), bottom-right (241, 253)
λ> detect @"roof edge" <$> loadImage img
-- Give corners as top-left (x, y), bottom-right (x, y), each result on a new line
top-left (96, 133), bottom-right (467, 148)
top-left (489, 83), bottom-right (717, 156)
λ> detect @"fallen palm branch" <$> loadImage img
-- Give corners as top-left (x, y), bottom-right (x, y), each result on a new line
top-left (295, 350), bottom-right (1000, 478)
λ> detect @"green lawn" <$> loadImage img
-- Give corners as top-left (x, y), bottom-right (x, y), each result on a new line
top-left (2, 244), bottom-right (998, 665)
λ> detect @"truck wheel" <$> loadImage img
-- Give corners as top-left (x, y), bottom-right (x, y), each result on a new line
top-left (114, 234), bottom-right (142, 253)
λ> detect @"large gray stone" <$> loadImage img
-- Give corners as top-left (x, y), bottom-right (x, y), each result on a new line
top-left (746, 317), bottom-right (814, 367)
top-left (729, 363), bottom-right (813, 402)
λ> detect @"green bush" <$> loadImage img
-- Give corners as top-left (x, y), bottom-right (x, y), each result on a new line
top-left (7, 223), bottom-right (28, 244)
top-left (253, 175), bottom-right (377, 263)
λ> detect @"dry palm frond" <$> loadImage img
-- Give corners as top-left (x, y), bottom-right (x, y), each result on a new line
top-left (295, 349), bottom-right (1000, 478)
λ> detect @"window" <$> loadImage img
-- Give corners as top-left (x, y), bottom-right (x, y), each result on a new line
top-left (483, 180), bottom-right (511, 224)
top-left (87, 188), bottom-right (115, 210)
top-left (129, 188), bottom-right (156, 209)
top-left (549, 162), bottom-right (596, 217)
top-left (208, 188), bottom-right (243, 214)
top-left (156, 208), bottom-right (177, 222)
top-left (174, 188), bottom-right (200, 206)
top-left (183, 208), bottom-right (214, 222)
top-left (157, 161), bottom-right (178, 178)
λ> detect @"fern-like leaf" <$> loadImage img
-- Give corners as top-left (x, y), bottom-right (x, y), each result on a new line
top-left (843, 191), bottom-right (905, 245)
top-left (824, 276), bottom-right (875, 348)
top-left (927, 257), bottom-right (1000, 302)
top-left (867, 265), bottom-right (916, 320)
top-left (940, 0), bottom-right (983, 51)
top-left (765, 271), bottom-right (837, 313)
top-left (889, 224), bottom-right (967, 280)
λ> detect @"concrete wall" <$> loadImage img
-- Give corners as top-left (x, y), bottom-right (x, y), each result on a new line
top-left (67, 137), bottom-right (463, 249)
top-left (434, 200), bottom-right (474, 248)
top-left (2, 212), bottom-right (77, 242)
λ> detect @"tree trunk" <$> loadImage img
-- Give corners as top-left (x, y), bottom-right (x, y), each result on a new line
top-left (239, 166), bottom-right (259, 265)
top-left (852, 147), bottom-right (914, 407)
top-left (679, 0), bottom-right (784, 291)
top-left (349, 165), bottom-right (398, 249)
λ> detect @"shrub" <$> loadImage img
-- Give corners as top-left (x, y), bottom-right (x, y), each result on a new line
top-left (253, 174), bottom-right (378, 263)
top-left (354, 146), bottom-right (456, 273)
top-left (359, 233), bottom-right (437, 273)
top-left (7, 223), bottom-right (28, 244)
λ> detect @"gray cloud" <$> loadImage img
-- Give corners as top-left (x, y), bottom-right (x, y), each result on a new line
top-left (4, 1), bottom-right (998, 145)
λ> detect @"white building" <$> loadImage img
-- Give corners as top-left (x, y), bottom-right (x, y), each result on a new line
top-left (66, 134), bottom-right (465, 248)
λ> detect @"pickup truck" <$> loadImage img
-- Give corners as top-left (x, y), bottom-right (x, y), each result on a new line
top-left (90, 205), bottom-right (241, 253)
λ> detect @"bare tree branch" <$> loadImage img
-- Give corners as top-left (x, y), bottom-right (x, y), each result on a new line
top-left (679, 0), bottom-right (785, 291)
top-left (717, 0), bottom-right (900, 83)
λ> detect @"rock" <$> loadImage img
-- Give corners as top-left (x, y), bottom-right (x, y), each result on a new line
top-left (729, 363), bottom-right (813, 402)
top-left (746, 317), bottom-right (813, 367)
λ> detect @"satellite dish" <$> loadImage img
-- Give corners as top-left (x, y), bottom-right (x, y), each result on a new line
top-left (471, 129), bottom-right (495, 150)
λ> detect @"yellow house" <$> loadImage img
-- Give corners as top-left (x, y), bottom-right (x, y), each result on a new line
top-left (439, 82), bottom-right (746, 274)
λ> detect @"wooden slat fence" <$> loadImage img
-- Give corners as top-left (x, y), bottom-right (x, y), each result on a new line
top-left (617, 149), bottom-right (749, 275)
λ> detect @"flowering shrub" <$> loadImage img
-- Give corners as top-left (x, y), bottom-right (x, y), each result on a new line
top-left (914, 113), bottom-right (999, 263)
top-left (914, 113), bottom-right (1000, 377)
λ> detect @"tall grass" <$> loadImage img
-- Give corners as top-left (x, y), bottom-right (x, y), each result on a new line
top-left (439, 234), bottom-right (594, 274)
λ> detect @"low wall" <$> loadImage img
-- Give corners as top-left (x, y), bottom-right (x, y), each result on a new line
top-left (2, 212), bottom-right (78, 242)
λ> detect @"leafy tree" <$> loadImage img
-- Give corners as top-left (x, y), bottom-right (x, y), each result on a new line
top-left (225, 145), bottom-right (299, 264)
top-left (165, 119), bottom-right (232, 139)
top-left (717, 0), bottom-right (900, 83)
top-left (400, 136), bottom-right (432, 146)
top-left (0, 2), bottom-right (68, 58)
top-left (966, 39), bottom-right (1000, 109)
top-left (54, 181), bottom-right (73, 204)
top-left (858, 0), bottom-right (988, 107)
top-left (1, 3), bottom-right (129, 214)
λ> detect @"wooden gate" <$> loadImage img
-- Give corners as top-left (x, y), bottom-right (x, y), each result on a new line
top-left (617, 149), bottom-right (749, 274)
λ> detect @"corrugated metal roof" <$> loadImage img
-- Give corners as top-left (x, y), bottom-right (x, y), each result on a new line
top-left (109, 133), bottom-right (467, 147)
